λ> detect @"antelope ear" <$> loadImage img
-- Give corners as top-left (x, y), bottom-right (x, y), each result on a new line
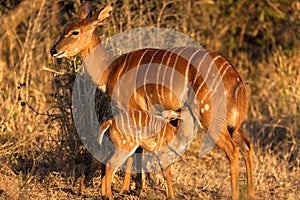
top-left (78, 1), bottom-right (93, 19)
top-left (95, 4), bottom-right (113, 25)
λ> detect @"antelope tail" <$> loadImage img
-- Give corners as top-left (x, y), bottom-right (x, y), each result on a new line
top-left (97, 119), bottom-right (112, 145)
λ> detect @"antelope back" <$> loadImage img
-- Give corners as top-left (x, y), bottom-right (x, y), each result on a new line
top-left (99, 110), bottom-right (180, 152)
top-left (103, 47), bottom-right (248, 131)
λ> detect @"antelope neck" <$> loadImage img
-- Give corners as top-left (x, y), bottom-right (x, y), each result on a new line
top-left (81, 32), bottom-right (112, 89)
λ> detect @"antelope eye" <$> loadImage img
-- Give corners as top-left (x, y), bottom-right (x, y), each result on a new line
top-left (71, 30), bottom-right (80, 35)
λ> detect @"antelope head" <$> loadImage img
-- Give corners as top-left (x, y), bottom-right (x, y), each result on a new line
top-left (50, 2), bottom-right (112, 59)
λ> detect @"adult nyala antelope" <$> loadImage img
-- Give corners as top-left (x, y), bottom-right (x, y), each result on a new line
top-left (50, 1), bottom-right (254, 200)
top-left (98, 107), bottom-right (194, 199)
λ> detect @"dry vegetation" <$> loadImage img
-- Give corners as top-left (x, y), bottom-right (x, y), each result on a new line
top-left (0, 0), bottom-right (299, 199)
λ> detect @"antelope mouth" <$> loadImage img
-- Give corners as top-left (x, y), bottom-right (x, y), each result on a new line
top-left (53, 51), bottom-right (67, 58)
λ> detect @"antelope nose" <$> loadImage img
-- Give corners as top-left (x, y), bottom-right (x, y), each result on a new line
top-left (50, 47), bottom-right (58, 57)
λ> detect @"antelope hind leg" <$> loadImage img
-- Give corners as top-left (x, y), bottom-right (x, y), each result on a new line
top-left (216, 130), bottom-right (240, 200)
top-left (102, 146), bottom-right (139, 199)
top-left (120, 156), bottom-right (134, 194)
top-left (236, 128), bottom-right (254, 199)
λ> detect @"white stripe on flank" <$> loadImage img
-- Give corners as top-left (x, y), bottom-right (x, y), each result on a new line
top-left (181, 48), bottom-right (204, 101)
top-left (196, 55), bottom-right (221, 96)
top-left (143, 50), bottom-right (161, 107)
top-left (116, 54), bottom-right (130, 97)
top-left (209, 61), bottom-right (228, 89)
top-left (162, 47), bottom-right (181, 102)
top-left (214, 63), bottom-right (231, 91)
top-left (158, 122), bottom-right (167, 150)
top-left (116, 112), bottom-right (125, 138)
top-left (169, 47), bottom-right (189, 100)
top-left (124, 111), bottom-right (131, 141)
top-left (134, 50), bottom-right (150, 103)
top-left (202, 62), bottom-right (231, 101)
top-left (137, 110), bottom-right (143, 138)
top-left (155, 50), bottom-right (169, 102)
top-left (201, 61), bottom-right (228, 100)
top-left (234, 84), bottom-right (241, 101)
top-left (192, 51), bottom-right (210, 85)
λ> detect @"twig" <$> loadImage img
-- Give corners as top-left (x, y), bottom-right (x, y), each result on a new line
top-left (43, 65), bottom-right (65, 75)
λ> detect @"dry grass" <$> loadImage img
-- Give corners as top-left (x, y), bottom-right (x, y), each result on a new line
top-left (0, 0), bottom-right (299, 199)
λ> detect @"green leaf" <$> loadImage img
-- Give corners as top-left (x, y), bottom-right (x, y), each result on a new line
top-left (13, 110), bottom-right (19, 119)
